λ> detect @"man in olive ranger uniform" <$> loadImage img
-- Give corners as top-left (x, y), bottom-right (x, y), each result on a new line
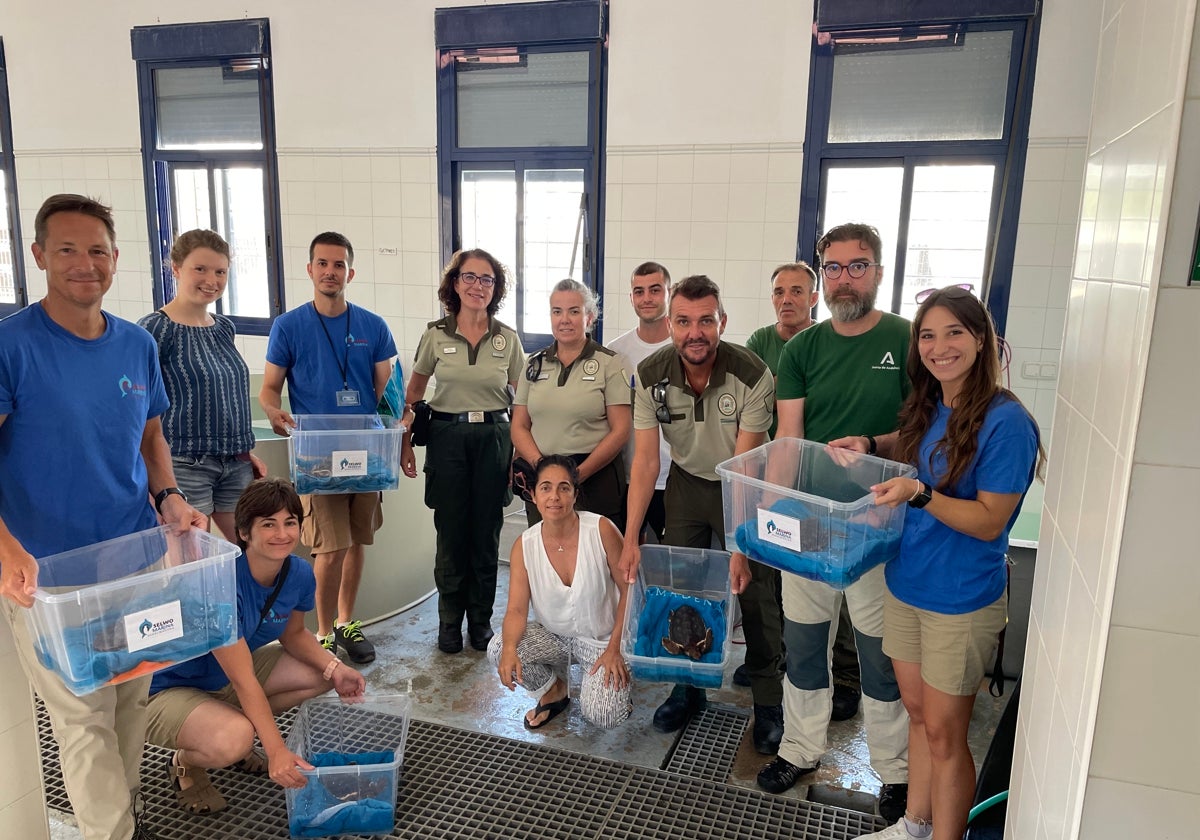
top-left (620, 275), bottom-right (783, 751)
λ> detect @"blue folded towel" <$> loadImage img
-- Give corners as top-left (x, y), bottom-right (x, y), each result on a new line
top-left (289, 750), bottom-right (397, 837)
top-left (293, 451), bottom-right (398, 494)
top-left (633, 587), bottom-right (726, 663)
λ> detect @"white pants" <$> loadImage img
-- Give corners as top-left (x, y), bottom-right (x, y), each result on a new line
top-left (779, 564), bottom-right (909, 783)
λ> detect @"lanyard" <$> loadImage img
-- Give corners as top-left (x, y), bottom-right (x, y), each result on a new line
top-left (314, 303), bottom-right (351, 389)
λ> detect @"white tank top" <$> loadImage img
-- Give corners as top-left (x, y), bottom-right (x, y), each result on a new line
top-left (522, 511), bottom-right (619, 643)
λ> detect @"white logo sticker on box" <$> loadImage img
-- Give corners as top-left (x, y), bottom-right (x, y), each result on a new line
top-left (331, 450), bottom-right (369, 477)
top-left (757, 508), bottom-right (803, 551)
top-left (123, 600), bottom-right (184, 653)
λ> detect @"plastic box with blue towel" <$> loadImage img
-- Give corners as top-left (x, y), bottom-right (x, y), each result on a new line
top-left (621, 545), bottom-right (732, 689)
top-left (286, 693), bottom-right (413, 838)
top-left (716, 438), bottom-right (916, 590)
top-left (25, 526), bottom-right (238, 696)
top-left (288, 414), bottom-right (405, 495)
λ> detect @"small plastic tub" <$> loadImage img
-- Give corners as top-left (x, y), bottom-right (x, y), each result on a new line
top-left (286, 693), bottom-right (413, 838)
top-left (288, 414), bottom-right (405, 495)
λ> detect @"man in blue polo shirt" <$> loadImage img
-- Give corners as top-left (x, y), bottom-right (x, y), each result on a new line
top-left (260, 232), bottom-right (397, 665)
top-left (0, 194), bottom-right (204, 840)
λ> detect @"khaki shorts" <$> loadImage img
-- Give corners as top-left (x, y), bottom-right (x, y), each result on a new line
top-left (145, 644), bottom-right (285, 749)
top-left (882, 587), bottom-right (1007, 697)
top-left (301, 492), bottom-right (383, 554)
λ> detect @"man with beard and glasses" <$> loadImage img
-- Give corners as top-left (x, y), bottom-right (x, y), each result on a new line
top-left (758, 224), bottom-right (912, 826)
top-left (620, 275), bottom-right (777, 739)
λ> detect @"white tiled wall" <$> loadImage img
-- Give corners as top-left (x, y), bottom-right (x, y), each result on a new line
top-left (1006, 1), bottom-right (1200, 838)
top-left (601, 143), bottom-right (804, 346)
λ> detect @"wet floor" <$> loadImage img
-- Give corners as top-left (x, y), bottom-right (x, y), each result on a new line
top-left (47, 507), bottom-right (1012, 838)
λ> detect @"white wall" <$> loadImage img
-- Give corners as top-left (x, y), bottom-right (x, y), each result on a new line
top-left (1007, 1), bottom-right (1200, 838)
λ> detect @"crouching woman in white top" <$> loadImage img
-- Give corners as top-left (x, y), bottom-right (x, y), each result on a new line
top-left (489, 454), bottom-right (632, 730)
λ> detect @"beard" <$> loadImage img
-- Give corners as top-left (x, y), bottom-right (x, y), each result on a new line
top-left (824, 283), bottom-right (878, 322)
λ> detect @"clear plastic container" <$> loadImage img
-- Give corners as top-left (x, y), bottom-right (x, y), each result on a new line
top-left (286, 693), bottom-right (413, 838)
top-left (716, 438), bottom-right (917, 589)
top-left (620, 545), bottom-right (732, 689)
top-left (25, 526), bottom-right (238, 696)
top-left (288, 414), bottom-right (405, 495)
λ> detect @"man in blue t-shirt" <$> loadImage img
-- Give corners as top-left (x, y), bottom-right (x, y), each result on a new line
top-left (260, 232), bottom-right (398, 666)
top-left (0, 194), bottom-right (204, 840)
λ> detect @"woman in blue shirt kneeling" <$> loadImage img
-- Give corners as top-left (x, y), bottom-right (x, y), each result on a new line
top-left (836, 287), bottom-right (1043, 840)
top-left (146, 478), bottom-right (366, 815)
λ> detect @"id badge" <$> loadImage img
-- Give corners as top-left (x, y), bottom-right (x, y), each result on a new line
top-left (336, 389), bottom-right (361, 407)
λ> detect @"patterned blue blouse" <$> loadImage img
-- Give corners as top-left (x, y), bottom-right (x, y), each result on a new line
top-left (138, 311), bottom-right (254, 457)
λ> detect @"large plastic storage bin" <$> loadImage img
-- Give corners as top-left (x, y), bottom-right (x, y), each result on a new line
top-left (288, 414), bottom-right (404, 495)
top-left (716, 438), bottom-right (917, 589)
top-left (286, 694), bottom-right (413, 838)
top-left (621, 545), bottom-right (732, 689)
top-left (25, 526), bottom-right (238, 696)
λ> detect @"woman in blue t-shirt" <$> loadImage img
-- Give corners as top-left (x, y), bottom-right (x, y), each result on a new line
top-left (834, 287), bottom-right (1043, 840)
top-left (139, 230), bottom-right (266, 542)
top-left (145, 478), bottom-right (366, 815)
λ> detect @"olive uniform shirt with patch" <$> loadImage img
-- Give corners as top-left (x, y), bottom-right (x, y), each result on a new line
top-left (633, 341), bottom-right (775, 481)
top-left (413, 315), bottom-right (525, 412)
top-left (774, 312), bottom-right (911, 443)
top-left (514, 338), bottom-right (630, 456)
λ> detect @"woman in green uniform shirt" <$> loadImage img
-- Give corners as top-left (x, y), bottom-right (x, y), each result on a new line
top-left (401, 249), bottom-right (525, 655)
top-left (511, 279), bottom-right (631, 529)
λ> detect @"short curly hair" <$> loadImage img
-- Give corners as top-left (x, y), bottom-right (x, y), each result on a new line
top-left (438, 248), bottom-right (509, 316)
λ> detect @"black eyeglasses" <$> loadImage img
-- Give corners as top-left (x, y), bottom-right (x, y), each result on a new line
top-left (915, 283), bottom-right (975, 304)
top-left (821, 260), bottom-right (879, 280)
top-left (459, 271), bottom-right (496, 287)
top-left (650, 378), bottom-right (672, 424)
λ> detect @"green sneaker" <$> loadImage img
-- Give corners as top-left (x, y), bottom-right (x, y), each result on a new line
top-left (319, 631), bottom-right (336, 653)
top-left (334, 620), bottom-right (376, 664)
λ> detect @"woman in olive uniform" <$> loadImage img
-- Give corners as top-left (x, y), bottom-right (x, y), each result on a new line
top-left (511, 279), bottom-right (631, 530)
top-left (401, 249), bottom-right (525, 655)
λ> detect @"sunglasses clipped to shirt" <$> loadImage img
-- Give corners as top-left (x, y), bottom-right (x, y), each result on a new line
top-left (650, 378), bottom-right (672, 424)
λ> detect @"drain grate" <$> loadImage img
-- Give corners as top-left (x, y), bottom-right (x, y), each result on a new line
top-left (38, 699), bottom-right (886, 839)
top-left (662, 703), bottom-right (749, 782)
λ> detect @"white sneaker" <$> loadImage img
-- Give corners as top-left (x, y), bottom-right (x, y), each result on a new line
top-left (855, 819), bottom-right (920, 839)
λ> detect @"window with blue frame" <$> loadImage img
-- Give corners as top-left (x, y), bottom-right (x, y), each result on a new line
top-left (799, 2), bottom-right (1041, 334)
top-left (132, 19), bottom-right (284, 335)
top-left (0, 39), bottom-right (26, 317)
top-left (435, 0), bottom-right (608, 347)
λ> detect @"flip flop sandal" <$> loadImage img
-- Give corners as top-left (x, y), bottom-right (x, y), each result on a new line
top-left (523, 695), bottom-right (571, 730)
top-left (168, 751), bottom-right (227, 815)
top-left (232, 747), bottom-right (269, 775)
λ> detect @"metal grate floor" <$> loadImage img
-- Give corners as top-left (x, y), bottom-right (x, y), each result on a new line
top-left (662, 703), bottom-right (749, 782)
top-left (38, 699), bottom-right (886, 840)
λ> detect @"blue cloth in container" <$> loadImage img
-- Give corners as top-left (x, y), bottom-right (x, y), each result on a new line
top-left (35, 580), bottom-right (236, 692)
top-left (289, 750), bottom-right (396, 837)
top-left (733, 498), bottom-right (899, 588)
top-left (633, 587), bottom-right (726, 663)
top-left (293, 451), bottom-right (398, 494)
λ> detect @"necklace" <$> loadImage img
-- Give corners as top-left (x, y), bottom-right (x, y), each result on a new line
top-left (544, 520), bottom-right (578, 553)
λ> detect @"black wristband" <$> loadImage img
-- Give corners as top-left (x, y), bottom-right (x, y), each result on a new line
top-left (863, 435), bottom-right (877, 455)
top-left (154, 487), bottom-right (187, 513)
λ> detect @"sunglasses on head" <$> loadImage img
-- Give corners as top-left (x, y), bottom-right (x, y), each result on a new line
top-left (914, 283), bottom-right (975, 304)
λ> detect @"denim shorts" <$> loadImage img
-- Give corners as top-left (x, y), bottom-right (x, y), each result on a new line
top-left (172, 454), bottom-right (254, 515)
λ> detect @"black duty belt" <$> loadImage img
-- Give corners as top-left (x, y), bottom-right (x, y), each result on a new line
top-left (430, 409), bottom-right (510, 424)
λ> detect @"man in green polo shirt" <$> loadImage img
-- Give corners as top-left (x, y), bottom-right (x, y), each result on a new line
top-left (621, 275), bottom-right (780, 746)
top-left (756, 223), bottom-right (910, 826)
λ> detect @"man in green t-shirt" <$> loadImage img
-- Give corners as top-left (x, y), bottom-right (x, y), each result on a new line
top-left (756, 224), bottom-right (911, 827)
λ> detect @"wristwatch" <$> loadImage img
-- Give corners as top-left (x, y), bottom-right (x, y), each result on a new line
top-left (907, 480), bottom-right (932, 509)
top-left (154, 487), bottom-right (188, 513)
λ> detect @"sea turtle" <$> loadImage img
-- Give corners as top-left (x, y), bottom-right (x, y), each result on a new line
top-left (661, 604), bottom-right (713, 660)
